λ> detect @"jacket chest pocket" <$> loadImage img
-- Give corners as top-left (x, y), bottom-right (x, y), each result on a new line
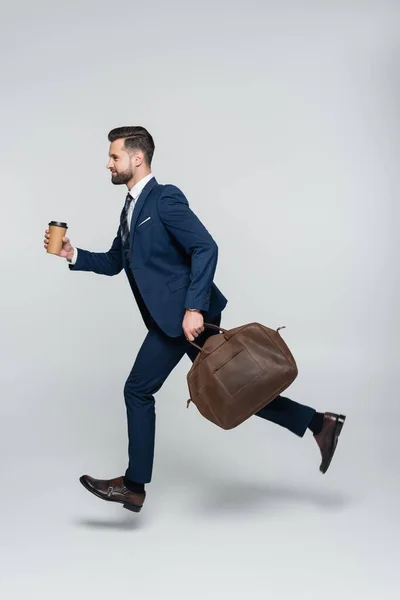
top-left (133, 219), bottom-right (155, 261)
top-left (135, 216), bottom-right (154, 233)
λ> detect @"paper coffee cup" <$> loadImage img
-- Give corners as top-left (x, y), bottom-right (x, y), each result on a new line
top-left (47, 221), bottom-right (68, 255)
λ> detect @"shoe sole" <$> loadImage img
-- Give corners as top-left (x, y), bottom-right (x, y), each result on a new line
top-left (320, 414), bottom-right (346, 474)
top-left (79, 476), bottom-right (143, 513)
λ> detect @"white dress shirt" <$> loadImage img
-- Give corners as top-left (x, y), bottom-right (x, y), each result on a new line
top-left (67, 173), bottom-right (154, 265)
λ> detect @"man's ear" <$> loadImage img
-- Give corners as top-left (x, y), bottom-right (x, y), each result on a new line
top-left (134, 150), bottom-right (145, 167)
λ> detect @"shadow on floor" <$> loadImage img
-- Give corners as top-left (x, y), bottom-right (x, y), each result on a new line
top-left (74, 514), bottom-right (148, 530)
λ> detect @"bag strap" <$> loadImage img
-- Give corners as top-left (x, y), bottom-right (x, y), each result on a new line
top-left (187, 322), bottom-right (227, 350)
top-left (188, 323), bottom-right (287, 350)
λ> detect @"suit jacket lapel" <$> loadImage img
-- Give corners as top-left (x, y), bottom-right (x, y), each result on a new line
top-left (129, 177), bottom-right (158, 249)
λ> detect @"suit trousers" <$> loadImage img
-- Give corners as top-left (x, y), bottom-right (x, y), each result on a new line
top-left (123, 312), bottom-right (316, 484)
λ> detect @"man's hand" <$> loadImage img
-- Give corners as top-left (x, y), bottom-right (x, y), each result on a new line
top-left (44, 229), bottom-right (74, 260)
top-left (183, 310), bottom-right (204, 341)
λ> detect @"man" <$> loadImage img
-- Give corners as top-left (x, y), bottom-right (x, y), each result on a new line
top-left (43, 126), bottom-right (346, 514)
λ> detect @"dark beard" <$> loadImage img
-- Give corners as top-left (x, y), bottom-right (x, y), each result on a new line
top-left (111, 170), bottom-right (132, 185)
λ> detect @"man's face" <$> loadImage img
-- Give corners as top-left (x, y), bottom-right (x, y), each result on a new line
top-left (106, 139), bottom-right (136, 185)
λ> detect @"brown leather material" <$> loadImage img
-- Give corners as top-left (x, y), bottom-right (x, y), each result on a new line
top-left (186, 322), bottom-right (298, 429)
top-left (314, 412), bottom-right (346, 473)
top-left (79, 475), bottom-right (146, 512)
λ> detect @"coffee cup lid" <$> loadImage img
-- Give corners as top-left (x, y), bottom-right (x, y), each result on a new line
top-left (49, 221), bottom-right (68, 228)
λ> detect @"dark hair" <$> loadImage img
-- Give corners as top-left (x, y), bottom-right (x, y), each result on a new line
top-left (107, 126), bottom-right (155, 166)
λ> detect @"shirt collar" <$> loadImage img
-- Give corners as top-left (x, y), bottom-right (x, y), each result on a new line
top-left (128, 173), bottom-right (154, 201)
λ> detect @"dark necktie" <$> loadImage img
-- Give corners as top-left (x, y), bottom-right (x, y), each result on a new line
top-left (120, 192), bottom-right (134, 263)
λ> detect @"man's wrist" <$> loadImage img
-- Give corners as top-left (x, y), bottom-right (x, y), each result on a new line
top-left (66, 248), bottom-right (75, 262)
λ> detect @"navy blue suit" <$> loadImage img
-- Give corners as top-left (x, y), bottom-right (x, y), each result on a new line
top-left (69, 177), bottom-right (315, 483)
top-left (69, 177), bottom-right (227, 337)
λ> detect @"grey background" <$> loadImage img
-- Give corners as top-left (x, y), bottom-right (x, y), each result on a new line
top-left (1, 0), bottom-right (398, 598)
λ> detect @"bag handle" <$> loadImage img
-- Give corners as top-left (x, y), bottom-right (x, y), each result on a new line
top-left (188, 323), bottom-right (286, 350)
top-left (187, 322), bottom-right (228, 351)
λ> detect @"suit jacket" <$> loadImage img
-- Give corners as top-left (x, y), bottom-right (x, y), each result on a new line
top-left (69, 177), bottom-right (228, 337)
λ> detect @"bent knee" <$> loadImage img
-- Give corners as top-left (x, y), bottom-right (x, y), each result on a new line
top-left (124, 377), bottom-right (162, 400)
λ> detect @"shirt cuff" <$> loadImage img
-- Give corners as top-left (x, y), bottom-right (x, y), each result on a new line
top-left (67, 247), bottom-right (78, 265)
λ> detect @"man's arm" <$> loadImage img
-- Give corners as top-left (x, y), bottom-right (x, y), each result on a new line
top-left (67, 226), bottom-right (123, 276)
top-left (157, 185), bottom-right (218, 312)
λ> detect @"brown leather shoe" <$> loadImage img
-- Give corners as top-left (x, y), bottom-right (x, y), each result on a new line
top-left (314, 412), bottom-right (346, 474)
top-left (79, 475), bottom-right (145, 512)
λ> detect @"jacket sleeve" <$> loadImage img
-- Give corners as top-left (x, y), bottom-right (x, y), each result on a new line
top-left (157, 185), bottom-right (218, 312)
top-left (68, 226), bottom-right (123, 276)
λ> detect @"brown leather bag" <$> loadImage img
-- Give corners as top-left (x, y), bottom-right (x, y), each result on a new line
top-left (186, 322), bottom-right (298, 429)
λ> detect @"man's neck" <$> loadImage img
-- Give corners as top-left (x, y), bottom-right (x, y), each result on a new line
top-left (127, 171), bottom-right (152, 191)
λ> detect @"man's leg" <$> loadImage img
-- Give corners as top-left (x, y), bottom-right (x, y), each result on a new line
top-left (124, 326), bottom-right (190, 484)
top-left (254, 396), bottom-right (316, 437)
top-left (79, 320), bottom-right (208, 510)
